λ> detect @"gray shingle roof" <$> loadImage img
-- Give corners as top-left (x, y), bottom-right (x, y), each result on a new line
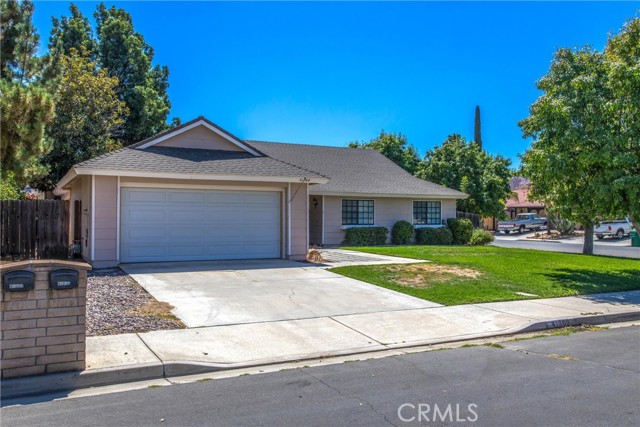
top-left (74, 146), bottom-right (326, 179)
top-left (247, 141), bottom-right (467, 197)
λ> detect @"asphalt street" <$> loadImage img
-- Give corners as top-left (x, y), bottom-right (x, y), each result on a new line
top-left (492, 234), bottom-right (640, 259)
top-left (2, 326), bottom-right (639, 427)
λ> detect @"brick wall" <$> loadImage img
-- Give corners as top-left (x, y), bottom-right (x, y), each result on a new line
top-left (1, 260), bottom-right (91, 379)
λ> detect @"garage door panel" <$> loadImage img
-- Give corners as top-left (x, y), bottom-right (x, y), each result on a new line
top-left (125, 209), bottom-right (166, 221)
top-left (168, 244), bottom-right (207, 257)
top-left (238, 228), bottom-right (279, 240)
top-left (245, 210), bottom-right (278, 222)
top-left (237, 246), bottom-right (280, 256)
top-left (126, 190), bottom-right (167, 203)
top-left (121, 188), bottom-right (281, 262)
top-left (205, 210), bottom-right (245, 222)
top-left (128, 227), bottom-right (167, 239)
top-left (167, 191), bottom-right (206, 204)
top-left (168, 210), bottom-right (207, 222)
top-left (243, 193), bottom-right (279, 203)
top-left (125, 245), bottom-right (167, 259)
top-left (204, 193), bottom-right (244, 204)
top-left (167, 227), bottom-right (206, 240)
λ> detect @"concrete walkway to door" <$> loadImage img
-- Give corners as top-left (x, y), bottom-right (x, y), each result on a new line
top-left (120, 255), bottom-right (433, 328)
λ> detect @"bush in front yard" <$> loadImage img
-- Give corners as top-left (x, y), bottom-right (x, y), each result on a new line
top-left (469, 228), bottom-right (494, 245)
top-left (343, 227), bottom-right (388, 246)
top-left (446, 218), bottom-right (474, 244)
top-left (391, 221), bottom-right (414, 244)
top-left (415, 227), bottom-right (453, 245)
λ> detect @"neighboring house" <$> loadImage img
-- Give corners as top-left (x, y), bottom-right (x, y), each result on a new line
top-left (483, 184), bottom-right (546, 231)
top-left (55, 117), bottom-right (466, 267)
top-left (504, 186), bottom-right (546, 219)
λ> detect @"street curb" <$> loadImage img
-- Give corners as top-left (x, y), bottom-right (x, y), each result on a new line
top-left (2, 311), bottom-right (639, 399)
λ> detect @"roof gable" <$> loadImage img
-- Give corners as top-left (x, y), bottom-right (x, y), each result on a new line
top-left (135, 117), bottom-right (261, 156)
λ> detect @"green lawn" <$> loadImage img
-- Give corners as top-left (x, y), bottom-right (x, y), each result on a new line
top-left (329, 246), bottom-right (640, 305)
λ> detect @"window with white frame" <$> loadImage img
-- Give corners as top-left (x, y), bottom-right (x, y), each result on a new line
top-left (342, 200), bottom-right (374, 225)
top-left (413, 201), bottom-right (441, 225)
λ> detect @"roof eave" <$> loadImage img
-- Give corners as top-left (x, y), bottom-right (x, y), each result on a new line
top-left (55, 168), bottom-right (79, 190)
top-left (68, 167), bottom-right (329, 184)
top-left (309, 190), bottom-right (467, 199)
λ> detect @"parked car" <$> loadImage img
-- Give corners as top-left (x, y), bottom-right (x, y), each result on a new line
top-left (595, 218), bottom-right (634, 240)
top-left (497, 213), bottom-right (548, 234)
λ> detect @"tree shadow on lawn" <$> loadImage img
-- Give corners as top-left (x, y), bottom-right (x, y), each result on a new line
top-left (542, 268), bottom-right (640, 304)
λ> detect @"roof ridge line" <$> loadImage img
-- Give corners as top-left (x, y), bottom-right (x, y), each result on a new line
top-left (266, 156), bottom-right (330, 180)
top-left (246, 139), bottom-right (357, 150)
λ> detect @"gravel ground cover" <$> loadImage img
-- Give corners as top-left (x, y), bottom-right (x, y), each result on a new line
top-left (87, 268), bottom-right (185, 336)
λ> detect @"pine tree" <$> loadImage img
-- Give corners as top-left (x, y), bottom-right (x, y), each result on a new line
top-left (94, 3), bottom-right (171, 145)
top-left (0, 0), bottom-right (21, 79)
top-left (474, 105), bottom-right (482, 148)
top-left (43, 3), bottom-right (96, 82)
top-left (0, 0), bottom-right (54, 185)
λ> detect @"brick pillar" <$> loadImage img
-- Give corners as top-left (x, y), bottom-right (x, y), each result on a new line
top-left (1, 260), bottom-right (91, 379)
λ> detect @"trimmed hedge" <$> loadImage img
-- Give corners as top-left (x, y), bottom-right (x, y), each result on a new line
top-left (391, 220), bottom-right (415, 244)
top-left (343, 226), bottom-right (388, 246)
top-left (415, 227), bottom-right (453, 245)
top-left (470, 228), bottom-right (494, 246)
top-left (446, 218), bottom-right (474, 244)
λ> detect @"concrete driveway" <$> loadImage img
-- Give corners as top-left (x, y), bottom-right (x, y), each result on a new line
top-left (121, 259), bottom-right (439, 328)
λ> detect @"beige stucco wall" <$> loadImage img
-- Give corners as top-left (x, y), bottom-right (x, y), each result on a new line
top-left (155, 126), bottom-right (244, 151)
top-left (69, 176), bottom-right (309, 266)
top-left (69, 176), bottom-right (92, 262)
top-left (320, 196), bottom-right (457, 245)
top-left (288, 183), bottom-right (308, 259)
top-left (94, 176), bottom-right (118, 268)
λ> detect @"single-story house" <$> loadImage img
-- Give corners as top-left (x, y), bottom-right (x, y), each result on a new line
top-left (55, 116), bottom-right (467, 267)
top-left (483, 182), bottom-right (546, 231)
top-left (504, 186), bottom-right (546, 220)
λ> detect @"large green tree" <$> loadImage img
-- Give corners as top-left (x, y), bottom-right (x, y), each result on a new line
top-left (43, 3), bottom-right (96, 81)
top-left (417, 134), bottom-right (512, 218)
top-left (519, 48), bottom-right (611, 255)
top-left (602, 18), bottom-right (640, 232)
top-left (94, 3), bottom-right (170, 145)
top-left (35, 49), bottom-right (127, 190)
top-left (0, 0), bottom-right (54, 185)
top-left (349, 130), bottom-right (421, 175)
top-left (520, 17), bottom-right (640, 255)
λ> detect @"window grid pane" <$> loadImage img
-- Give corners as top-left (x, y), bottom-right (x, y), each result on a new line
top-left (342, 200), bottom-right (374, 225)
top-left (413, 201), bottom-right (441, 225)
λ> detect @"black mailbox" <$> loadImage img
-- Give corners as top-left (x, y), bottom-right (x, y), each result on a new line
top-left (3, 270), bottom-right (36, 292)
top-left (49, 269), bottom-right (79, 290)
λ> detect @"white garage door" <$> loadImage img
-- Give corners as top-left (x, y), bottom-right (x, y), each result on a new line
top-left (120, 188), bottom-right (281, 263)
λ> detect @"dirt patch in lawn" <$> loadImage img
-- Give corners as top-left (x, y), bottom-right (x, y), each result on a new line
top-left (383, 263), bottom-right (482, 289)
top-left (130, 301), bottom-right (180, 321)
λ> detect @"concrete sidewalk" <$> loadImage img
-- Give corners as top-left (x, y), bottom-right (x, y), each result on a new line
top-left (3, 290), bottom-right (640, 398)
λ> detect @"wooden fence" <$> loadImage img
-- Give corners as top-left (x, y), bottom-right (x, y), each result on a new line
top-left (1, 200), bottom-right (69, 260)
top-left (456, 211), bottom-right (481, 228)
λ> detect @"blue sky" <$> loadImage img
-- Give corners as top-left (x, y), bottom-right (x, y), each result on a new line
top-left (32, 1), bottom-right (638, 167)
